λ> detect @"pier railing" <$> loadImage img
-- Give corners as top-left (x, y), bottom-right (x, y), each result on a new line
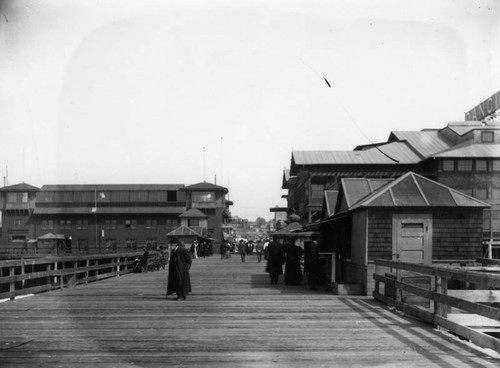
top-left (0, 252), bottom-right (143, 301)
top-left (373, 258), bottom-right (500, 352)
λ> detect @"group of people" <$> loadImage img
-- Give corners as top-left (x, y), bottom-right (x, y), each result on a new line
top-left (265, 234), bottom-right (323, 289)
top-left (236, 239), bottom-right (265, 262)
top-left (164, 234), bottom-right (324, 302)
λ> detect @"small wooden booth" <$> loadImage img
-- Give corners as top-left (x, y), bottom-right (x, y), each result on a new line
top-left (319, 172), bottom-right (490, 296)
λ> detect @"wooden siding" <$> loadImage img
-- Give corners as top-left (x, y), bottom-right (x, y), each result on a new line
top-left (432, 209), bottom-right (484, 259)
top-left (366, 209), bottom-right (484, 262)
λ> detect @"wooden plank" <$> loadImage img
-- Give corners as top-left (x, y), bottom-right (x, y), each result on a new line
top-left (1, 255), bottom-right (499, 367)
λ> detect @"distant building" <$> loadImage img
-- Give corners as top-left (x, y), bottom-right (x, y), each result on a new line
top-left (0, 181), bottom-right (232, 258)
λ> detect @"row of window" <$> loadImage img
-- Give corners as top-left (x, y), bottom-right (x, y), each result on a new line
top-left (36, 190), bottom-right (179, 203)
top-left (440, 159), bottom-right (500, 172)
top-left (459, 188), bottom-right (500, 200)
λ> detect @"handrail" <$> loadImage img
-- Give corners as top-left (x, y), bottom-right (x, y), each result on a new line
top-left (0, 252), bottom-right (147, 301)
top-left (373, 259), bottom-right (500, 352)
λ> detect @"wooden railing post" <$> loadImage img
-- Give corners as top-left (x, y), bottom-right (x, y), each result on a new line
top-left (435, 276), bottom-right (448, 318)
top-left (9, 266), bottom-right (15, 301)
top-left (116, 257), bottom-right (121, 276)
top-left (396, 266), bottom-right (402, 303)
top-left (21, 259), bottom-right (25, 289)
top-left (85, 258), bottom-right (89, 285)
top-left (374, 261), bottom-right (380, 295)
top-left (60, 260), bottom-right (64, 291)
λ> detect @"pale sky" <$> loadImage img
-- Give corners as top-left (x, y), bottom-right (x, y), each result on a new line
top-left (0, 0), bottom-right (499, 220)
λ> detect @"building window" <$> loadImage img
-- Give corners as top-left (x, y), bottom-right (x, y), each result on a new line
top-left (192, 192), bottom-right (214, 203)
top-left (475, 188), bottom-right (488, 200)
top-left (11, 235), bottom-right (26, 243)
top-left (145, 219), bottom-right (157, 229)
top-left (104, 219), bottom-right (116, 229)
top-left (167, 191), bottom-right (177, 202)
top-left (492, 189), bottom-right (500, 200)
top-left (146, 239), bottom-right (157, 248)
top-left (188, 219), bottom-right (200, 227)
top-left (457, 160), bottom-right (472, 171)
top-left (125, 219), bottom-right (136, 229)
top-left (311, 184), bottom-right (324, 199)
top-left (166, 219), bottom-right (178, 228)
top-left (481, 131), bottom-right (494, 143)
top-left (476, 159), bottom-right (488, 171)
top-left (493, 160), bottom-right (500, 171)
top-left (442, 159), bottom-right (454, 171)
top-left (7, 193), bottom-right (17, 202)
top-left (14, 219), bottom-right (23, 227)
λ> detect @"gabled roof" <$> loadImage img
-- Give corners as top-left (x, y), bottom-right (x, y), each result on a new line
top-left (432, 143), bottom-right (500, 158)
top-left (166, 226), bottom-right (202, 237)
top-left (339, 172), bottom-right (490, 214)
top-left (0, 183), bottom-right (40, 192)
top-left (182, 182), bottom-right (228, 193)
top-left (179, 208), bottom-right (208, 218)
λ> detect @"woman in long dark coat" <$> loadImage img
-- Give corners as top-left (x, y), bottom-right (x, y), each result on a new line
top-left (284, 239), bottom-right (305, 285)
top-left (166, 242), bottom-right (192, 300)
top-left (265, 238), bottom-right (285, 285)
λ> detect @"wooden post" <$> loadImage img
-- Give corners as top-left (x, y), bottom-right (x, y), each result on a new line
top-left (46, 263), bottom-right (51, 289)
top-left (53, 261), bottom-right (58, 287)
top-left (116, 257), bottom-right (121, 277)
top-left (85, 259), bottom-right (89, 285)
top-left (9, 266), bottom-right (15, 301)
top-left (435, 276), bottom-right (448, 318)
top-left (60, 260), bottom-right (64, 291)
top-left (21, 259), bottom-right (25, 289)
top-left (396, 266), bottom-right (402, 303)
top-left (374, 262), bottom-right (380, 295)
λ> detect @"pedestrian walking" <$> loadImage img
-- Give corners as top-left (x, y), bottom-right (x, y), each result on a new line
top-left (255, 239), bottom-right (264, 262)
top-left (238, 240), bottom-right (246, 262)
top-left (265, 237), bottom-right (285, 285)
top-left (166, 240), bottom-right (192, 301)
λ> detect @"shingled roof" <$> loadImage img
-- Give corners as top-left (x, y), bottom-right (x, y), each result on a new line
top-left (338, 172), bottom-right (490, 215)
top-left (0, 183), bottom-right (40, 192)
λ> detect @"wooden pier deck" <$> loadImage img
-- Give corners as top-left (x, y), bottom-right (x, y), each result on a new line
top-left (1, 254), bottom-right (499, 367)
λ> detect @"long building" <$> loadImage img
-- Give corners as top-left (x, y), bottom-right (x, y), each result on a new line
top-left (0, 181), bottom-right (232, 258)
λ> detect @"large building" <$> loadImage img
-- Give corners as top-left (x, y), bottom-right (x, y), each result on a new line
top-left (282, 121), bottom-right (500, 244)
top-left (0, 181), bottom-right (232, 258)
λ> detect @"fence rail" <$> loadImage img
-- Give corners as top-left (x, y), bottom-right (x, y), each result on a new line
top-left (0, 252), bottom-right (145, 301)
top-left (373, 258), bottom-right (500, 353)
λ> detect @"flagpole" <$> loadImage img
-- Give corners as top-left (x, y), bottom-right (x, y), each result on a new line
top-left (95, 189), bottom-right (99, 253)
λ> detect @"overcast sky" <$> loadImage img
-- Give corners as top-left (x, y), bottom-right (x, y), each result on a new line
top-left (0, 0), bottom-right (499, 220)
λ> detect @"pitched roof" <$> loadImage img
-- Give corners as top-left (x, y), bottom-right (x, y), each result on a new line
top-left (0, 183), bottom-right (40, 192)
top-left (340, 172), bottom-right (490, 213)
top-left (291, 142), bottom-right (420, 167)
top-left (388, 130), bottom-right (450, 158)
top-left (182, 182), bottom-right (228, 193)
top-left (166, 225), bottom-right (202, 237)
top-left (179, 208), bottom-right (208, 218)
top-left (322, 191), bottom-right (339, 218)
top-left (432, 143), bottom-right (500, 158)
